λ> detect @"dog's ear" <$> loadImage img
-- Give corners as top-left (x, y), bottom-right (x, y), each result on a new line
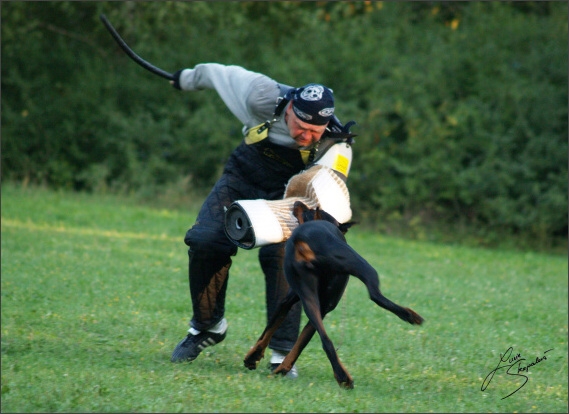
top-left (339, 221), bottom-right (357, 234)
top-left (293, 201), bottom-right (309, 224)
top-left (314, 207), bottom-right (322, 221)
top-left (316, 208), bottom-right (341, 227)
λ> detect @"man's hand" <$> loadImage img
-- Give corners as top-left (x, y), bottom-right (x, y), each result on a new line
top-left (171, 69), bottom-right (184, 90)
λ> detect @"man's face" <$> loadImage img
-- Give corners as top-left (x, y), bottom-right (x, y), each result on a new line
top-left (285, 104), bottom-right (327, 147)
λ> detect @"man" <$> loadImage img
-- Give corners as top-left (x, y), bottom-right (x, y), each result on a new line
top-left (169, 63), bottom-right (354, 378)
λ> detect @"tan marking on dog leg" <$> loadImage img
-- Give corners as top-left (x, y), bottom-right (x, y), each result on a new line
top-left (294, 240), bottom-right (316, 263)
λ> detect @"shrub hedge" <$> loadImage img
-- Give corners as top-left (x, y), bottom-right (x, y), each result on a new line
top-left (2, 1), bottom-right (567, 247)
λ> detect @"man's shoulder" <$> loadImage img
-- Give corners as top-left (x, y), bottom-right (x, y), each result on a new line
top-left (246, 77), bottom-right (285, 120)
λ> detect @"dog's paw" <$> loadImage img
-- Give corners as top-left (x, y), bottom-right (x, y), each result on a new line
top-left (404, 307), bottom-right (424, 325)
top-left (243, 347), bottom-right (265, 370)
top-left (335, 372), bottom-right (354, 389)
top-left (243, 359), bottom-right (259, 370)
top-left (338, 378), bottom-right (354, 389)
top-left (271, 365), bottom-right (288, 376)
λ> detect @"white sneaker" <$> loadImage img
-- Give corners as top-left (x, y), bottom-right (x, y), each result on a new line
top-left (270, 350), bottom-right (298, 379)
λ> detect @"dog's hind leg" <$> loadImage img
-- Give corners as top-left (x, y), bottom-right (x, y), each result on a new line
top-left (311, 316), bottom-right (353, 389)
top-left (296, 284), bottom-right (354, 389)
top-left (355, 265), bottom-right (424, 325)
top-left (244, 289), bottom-right (300, 370)
top-left (332, 244), bottom-right (424, 325)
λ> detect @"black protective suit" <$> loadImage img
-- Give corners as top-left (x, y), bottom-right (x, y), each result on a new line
top-left (184, 139), bottom-right (306, 351)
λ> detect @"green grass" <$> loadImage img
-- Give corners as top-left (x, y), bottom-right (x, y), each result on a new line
top-left (1, 183), bottom-right (567, 413)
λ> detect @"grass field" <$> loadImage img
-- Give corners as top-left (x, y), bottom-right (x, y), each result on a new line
top-left (1, 183), bottom-right (567, 413)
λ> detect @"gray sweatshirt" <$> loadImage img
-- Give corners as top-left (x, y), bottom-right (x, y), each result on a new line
top-left (177, 63), bottom-right (301, 149)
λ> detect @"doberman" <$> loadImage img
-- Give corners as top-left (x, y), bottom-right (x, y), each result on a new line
top-left (243, 201), bottom-right (424, 389)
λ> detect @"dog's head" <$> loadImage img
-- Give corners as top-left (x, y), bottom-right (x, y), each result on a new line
top-left (292, 201), bottom-right (356, 234)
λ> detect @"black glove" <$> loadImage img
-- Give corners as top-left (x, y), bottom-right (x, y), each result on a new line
top-left (171, 69), bottom-right (184, 90)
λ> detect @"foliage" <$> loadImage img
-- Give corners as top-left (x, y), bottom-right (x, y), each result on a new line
top-left (2, 184), bottom-right (567, 412)
top-left (1, 1), bottom-right (567, 247)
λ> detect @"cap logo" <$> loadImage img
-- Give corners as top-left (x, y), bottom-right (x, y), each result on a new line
top-left (293, 106), bottom-right (313, 121)
top-left (300, 85), bottom-right (325, 101)
top-left (290, 83), bottom-right (335, 125)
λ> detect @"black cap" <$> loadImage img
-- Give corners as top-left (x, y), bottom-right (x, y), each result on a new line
top-left (288, 84), bottom-right (335, 125)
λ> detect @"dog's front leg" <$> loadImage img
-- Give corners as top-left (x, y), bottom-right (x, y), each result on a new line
top-left (272, 321), bottom-right (317, 376)
top-left (244, 290), bottom-right (300, 370)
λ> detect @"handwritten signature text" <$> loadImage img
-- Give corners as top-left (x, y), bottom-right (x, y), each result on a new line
top-left (481, 347), bottom-right (553, 399)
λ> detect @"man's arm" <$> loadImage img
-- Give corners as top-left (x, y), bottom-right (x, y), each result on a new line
top-left (174, 63), bottom-right (267, 124)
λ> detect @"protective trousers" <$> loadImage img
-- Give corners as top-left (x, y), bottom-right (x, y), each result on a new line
top-left (184, 139), bottom-right (306, 351)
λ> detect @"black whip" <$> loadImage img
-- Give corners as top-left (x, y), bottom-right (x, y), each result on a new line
top-left (99, 13), bottom-right (174, 81)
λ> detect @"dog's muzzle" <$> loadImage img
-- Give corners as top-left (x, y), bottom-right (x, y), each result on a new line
top-left (224, 165), bottom-right (351, 249)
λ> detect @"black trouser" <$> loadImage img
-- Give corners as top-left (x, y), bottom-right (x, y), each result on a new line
top-left (183, 139), bottom-right (305, 351)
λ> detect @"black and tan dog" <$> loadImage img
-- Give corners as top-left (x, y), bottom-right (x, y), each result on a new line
top-left (243, 201), bottom-right (424, 389)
